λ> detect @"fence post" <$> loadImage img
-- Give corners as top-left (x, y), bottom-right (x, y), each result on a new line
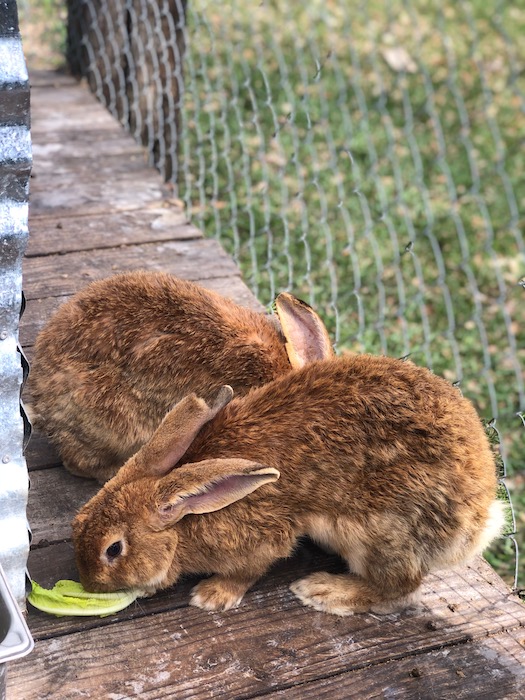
top-left (0, 0), bottom-right (32, 606)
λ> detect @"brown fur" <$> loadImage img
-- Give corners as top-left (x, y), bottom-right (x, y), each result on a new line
top-left (30, 271), bottom-right (333, 482)
top-left (72, 354), bottom-right (503, 616)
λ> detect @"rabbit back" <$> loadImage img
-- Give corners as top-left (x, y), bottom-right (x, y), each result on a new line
top-left (31, 271), bottom-right (292, 481)
top-left (185, 354), bottom-right (501, 572)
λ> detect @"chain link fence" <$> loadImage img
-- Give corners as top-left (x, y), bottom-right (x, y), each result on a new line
top-left (60, 0), bottom-right (525, 588)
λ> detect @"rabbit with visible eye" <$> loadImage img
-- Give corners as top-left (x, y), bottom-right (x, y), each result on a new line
top-left (72, 337), bottom-right (504, 616)
top-left (30, 271), bottom-right (333, 482)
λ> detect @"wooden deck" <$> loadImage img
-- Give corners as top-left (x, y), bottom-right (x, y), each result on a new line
top-left (7, 70), bottom-right (525, 699)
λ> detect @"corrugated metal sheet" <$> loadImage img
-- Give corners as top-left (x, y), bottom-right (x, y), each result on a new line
top-left (0, 0), bottom-right (32, 610)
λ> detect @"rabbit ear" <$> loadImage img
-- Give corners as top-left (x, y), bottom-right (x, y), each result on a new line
top-left (153, 458), bottom-right (280, 527)
top-left (275, 293), bottom-right (334, 369)
top-left (116, 386), bottom-right (234, 484)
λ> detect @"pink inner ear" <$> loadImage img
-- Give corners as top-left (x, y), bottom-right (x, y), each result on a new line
top-left (187, 475), bottom-right (255, 512)
top-left (277, 296), bottom-right (333, 367)
top-left (182, 472), bottom-right (275, 515)
top-left (291, 320), bottom-right (333, 364)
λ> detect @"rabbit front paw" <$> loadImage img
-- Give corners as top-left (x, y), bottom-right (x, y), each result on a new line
top-left (190, 575), bottom-right (251, 612)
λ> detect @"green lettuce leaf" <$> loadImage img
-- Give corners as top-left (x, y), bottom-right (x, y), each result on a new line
top-left (28, 580), bottom-right (143, 617)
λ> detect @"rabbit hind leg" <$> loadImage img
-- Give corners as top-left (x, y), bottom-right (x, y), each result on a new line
top-left (59, 431), bottom-right (129, 483)
top-left (57, 420), bottom-right (142, 482)
top-left (298, 514), bottom-right (423, 615)
top-left (290, 570), bottom-right (422, 616)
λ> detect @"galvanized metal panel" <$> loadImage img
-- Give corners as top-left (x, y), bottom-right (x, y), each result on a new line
top-left (0, 0), bottom-right (32, 612)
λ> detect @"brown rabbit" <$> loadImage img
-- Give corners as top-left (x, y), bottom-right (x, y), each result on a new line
top-left (30, 271), bottom-right (333, 482)
top-left (72, 350), bottom-right (503, 616)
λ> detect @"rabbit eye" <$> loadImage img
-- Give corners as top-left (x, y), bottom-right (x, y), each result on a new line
top-left (105, 541), bottom-right (123, 560)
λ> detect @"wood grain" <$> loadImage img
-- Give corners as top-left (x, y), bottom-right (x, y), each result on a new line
top-left (30, 85), bottom-right (122, 134)
top-left (28, 467), bottom-right (99, 545)
top-left (26, 206), bottom-right (201, 257)
top-left (22, 239), bottom-right (240, 300)
top-left (31, 132), bottom-right (143, 160)
top-left (263, 633), bottom-right (525, 699)
top-left (12, 557), bottom-right (525, 700)
top-left (29, 167), bottom-right (166, 218)
top-left (23, 430), bottom-right (60, 471)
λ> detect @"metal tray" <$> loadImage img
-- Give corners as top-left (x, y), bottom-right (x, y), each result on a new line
top-left (0, 564), bottom-right (33, 664)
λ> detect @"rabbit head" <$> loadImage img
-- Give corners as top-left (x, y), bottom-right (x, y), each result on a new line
top-left (73, 458), bottom-right (280, 594)
top-left (72, 385), bottom-right (279, 594)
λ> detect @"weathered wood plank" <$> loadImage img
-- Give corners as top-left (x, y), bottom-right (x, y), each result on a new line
top-left (29, 71), bottom-right (78, 89)
top-left (32, 149), bottom-right (150, 179)
top-left (30, 123), bottom-right (146, 161)
top-left (28, 468), bottom-right (99, 546)
top-left (22, 239), bottom-right (240, 301)
top-left (26, 206), bottom-right (200, 257)
top-left (31, 135), bottom-right (144, 162)
top-left (30, 87), bottom-right (124, 133)
top-left (262, 633), bottom-right (525, 699)
top-left (28, 172), bottom-right (165, 218)
top-left (28, 80), bottom-right (174, 223)
top-left (29, 167), bottom-right (165, 218)
top-left (30, 111), bottom-right (124, 136)
top-left (12, 555), bottom-right (525, 700)
top-left (24, 430), bottom-right (60, 471)
top-left (30, 118), bottom-right (144, 164)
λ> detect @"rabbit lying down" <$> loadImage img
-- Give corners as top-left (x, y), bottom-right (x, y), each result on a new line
top-left (72, 354), bottom-right (504, 616)
top-left (30, 271), bottom-right (333, 483)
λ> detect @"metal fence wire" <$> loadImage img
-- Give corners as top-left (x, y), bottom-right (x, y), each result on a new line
top-left (66, 0), bottom-right (524, 587)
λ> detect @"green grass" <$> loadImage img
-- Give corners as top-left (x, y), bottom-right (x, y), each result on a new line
top-left (18, 0), bottom-right (67, 70)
